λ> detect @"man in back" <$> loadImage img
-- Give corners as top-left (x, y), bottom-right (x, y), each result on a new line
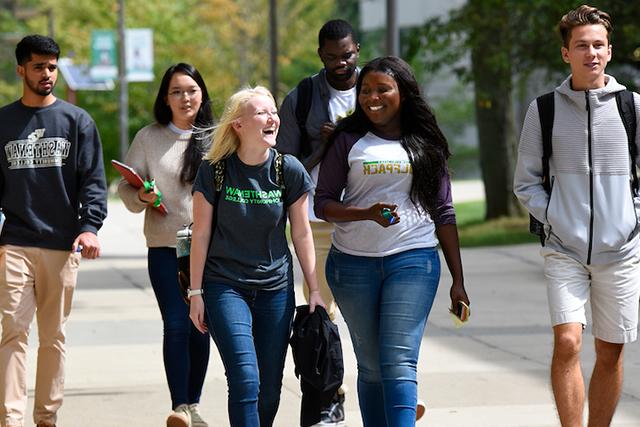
top-left (514, 5), bottom-right (640, 426)
top-left (277, 18), bottom-right (359, 427)
top-left (0, 35), bottom-right (107, 427)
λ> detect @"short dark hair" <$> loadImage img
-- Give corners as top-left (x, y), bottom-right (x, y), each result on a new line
top-left (318, 19), bottom-right (356, 49)
top-left (559, 4), bottom-right (612, 48)
top-left (15, 35), bottom-right (60, 65)
top-left (154, 63), bottom-right (214, 183)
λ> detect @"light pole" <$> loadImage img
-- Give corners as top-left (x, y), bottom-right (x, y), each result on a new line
top-left (117, 0), bottom-right (128, 161)
top-left (269, 0), bottom-right (278, 105)
top-left (386, 0), bottom-right (399, 56)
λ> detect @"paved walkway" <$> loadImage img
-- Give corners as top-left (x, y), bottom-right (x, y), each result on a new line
top-left (18, 184), bottom-right (640, 426)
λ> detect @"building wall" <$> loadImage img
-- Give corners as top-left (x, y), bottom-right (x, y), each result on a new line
top-left (359, 0), bottom-right (467, 31)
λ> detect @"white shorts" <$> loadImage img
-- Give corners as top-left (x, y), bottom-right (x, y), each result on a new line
top-left (543, 249), bottom-right (640, 344)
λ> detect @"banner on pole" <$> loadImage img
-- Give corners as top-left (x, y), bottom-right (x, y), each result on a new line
top-left (126, 28), bottom-right (154, 82)
top-left (90, 30), bottom-right (118, 81)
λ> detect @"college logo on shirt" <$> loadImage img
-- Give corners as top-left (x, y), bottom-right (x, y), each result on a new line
top-left (224, 185), bottom-right (282, 204)
top-left (362, 160), bottom-right (412, 175)
top-left (4, 128), bottom-right (71, 170)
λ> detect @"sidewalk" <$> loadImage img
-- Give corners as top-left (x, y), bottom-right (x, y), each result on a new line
top-left (20, 190), bottom-right (640, 426)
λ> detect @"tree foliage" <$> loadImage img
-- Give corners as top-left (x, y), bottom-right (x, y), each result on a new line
top-left (0, 0), bottom-right (341, 181)
top-left (412, 0), bottom-right (640, 219)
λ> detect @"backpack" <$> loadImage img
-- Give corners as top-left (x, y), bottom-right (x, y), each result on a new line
top-left (529, 90), bottom-right (638, 245)
top-left (295, 76), bottom-right (314, 158)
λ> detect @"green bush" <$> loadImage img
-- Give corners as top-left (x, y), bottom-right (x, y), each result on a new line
top-left (454, 200), bottom-right (537, 247)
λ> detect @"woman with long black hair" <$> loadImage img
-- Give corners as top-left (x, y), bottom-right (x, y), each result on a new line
top-left (118, 63), bottom-right (213, 427)
top-left (315, 56), bottom-right (470, 426)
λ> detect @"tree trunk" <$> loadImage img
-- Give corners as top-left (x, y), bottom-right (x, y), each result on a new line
top-left (469, 0), bottom-right (522, 219)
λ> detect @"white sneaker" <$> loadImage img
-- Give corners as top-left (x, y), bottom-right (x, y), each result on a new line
top-left (189, 403), bottom-right (208, 427)
top-left (167, 403), bottom-right (191, 427)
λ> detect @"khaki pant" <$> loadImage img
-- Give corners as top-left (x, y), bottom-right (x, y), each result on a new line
top-left (0, 245), bottom-right (79, 427)
top-left (303, 221), bottom-right (337, 320)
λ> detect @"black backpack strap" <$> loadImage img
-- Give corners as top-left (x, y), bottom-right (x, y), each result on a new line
top-left (295, 77), bottom-right (313, 158)
top-left (274, 151), bottom-right (285, 190)
top-left (615, 90), bottom-right (638, 194)
top-left (536, 92), bottom-right (555, 194)
top-left (212, 159), bottom-right (225, 226)
top-left (530, 92), bottom-right (555, 246)
top-left (273, 150), bottom-right (288, 213)
top-left (214, 159), bottom-right (225, 192)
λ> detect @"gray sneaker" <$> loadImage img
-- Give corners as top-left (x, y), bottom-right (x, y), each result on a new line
top-left (189, 403), bottom-right (208, 427)
top-left (167, 403), bottom-right (191, 427)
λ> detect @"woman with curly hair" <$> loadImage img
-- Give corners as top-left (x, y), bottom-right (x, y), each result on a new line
top-left (315, 56), bottom-right (470, 426)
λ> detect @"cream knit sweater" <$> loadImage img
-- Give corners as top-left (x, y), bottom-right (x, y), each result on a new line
top-left (117, 123), bottom-right (194, 248)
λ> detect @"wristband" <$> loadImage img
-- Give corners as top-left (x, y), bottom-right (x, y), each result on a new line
top-left (143, 179), bottom-right (155, 193)
top-left (187, 288), bottom-right (204, 298)
top-left (153, 190), bottom-right (163, 207)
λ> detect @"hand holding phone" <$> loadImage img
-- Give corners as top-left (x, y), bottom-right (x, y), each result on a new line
top-left (381, 207), bottom-right (398, 225)
top-left (449, 301), bottom-right (470, 328)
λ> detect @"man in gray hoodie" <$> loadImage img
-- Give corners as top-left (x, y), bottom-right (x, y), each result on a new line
top-left (514, 5), bottom-right (640, 426)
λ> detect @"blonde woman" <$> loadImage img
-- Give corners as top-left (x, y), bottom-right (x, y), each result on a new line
top-left (189, 86), bottom-right (325, 426)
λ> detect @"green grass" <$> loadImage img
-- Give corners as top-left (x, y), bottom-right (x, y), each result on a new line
top-left (455, 200), bottom-right (539, 247)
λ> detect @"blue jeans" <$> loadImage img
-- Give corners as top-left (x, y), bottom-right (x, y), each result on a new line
top-left (203, 282), bottom-right (295, 427)
top-left (148, 247), bottom-right (210, 409)
top-left (326, 246), bottom-right (441, 427)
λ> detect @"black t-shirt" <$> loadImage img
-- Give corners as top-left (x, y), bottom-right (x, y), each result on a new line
top-left (193, 149), bottom-right (312, 290)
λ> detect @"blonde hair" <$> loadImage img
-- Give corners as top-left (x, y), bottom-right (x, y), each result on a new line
top-left (203, 85), bottom-right (275, 164)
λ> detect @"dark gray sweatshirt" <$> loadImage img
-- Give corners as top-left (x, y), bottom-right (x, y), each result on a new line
top-left (0, 98), bottom-right (107, 250)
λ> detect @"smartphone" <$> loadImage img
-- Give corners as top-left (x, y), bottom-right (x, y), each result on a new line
top-left (449, 301), bottom-right (470, 327)
top-left (381, 208), bottom-right (397, 225)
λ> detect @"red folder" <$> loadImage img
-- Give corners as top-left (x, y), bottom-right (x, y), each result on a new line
top-left (112, 159), bottom-right (168, 215)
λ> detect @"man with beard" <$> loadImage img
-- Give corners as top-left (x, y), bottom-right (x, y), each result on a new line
top-left (277, 19), bottom-right (359, 427)
top-left (0, 35), bottom-right (107, 427)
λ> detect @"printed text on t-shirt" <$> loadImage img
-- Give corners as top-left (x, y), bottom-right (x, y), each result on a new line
top-left (362, 160), bottom-right (412, 175)
top-left (224, 185), bottom-right (282, 204)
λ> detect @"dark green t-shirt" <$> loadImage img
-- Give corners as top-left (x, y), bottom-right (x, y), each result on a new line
top-left (193, 149), bottom-right (312, 290)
